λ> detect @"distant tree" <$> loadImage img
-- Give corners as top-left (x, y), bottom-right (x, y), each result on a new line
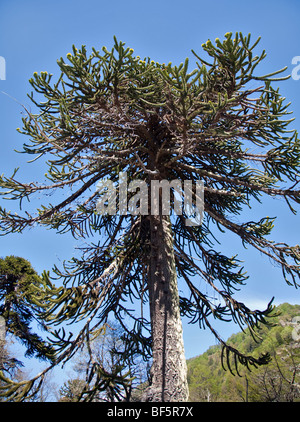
top-left (1, 33), bottom-right (300, 401)
top-left (0, 256), bottom-right (55, 400)
top-left (0, 337), bottom-right (23, 401)
top-left (0, 256), bottom-right (54, 360)
top-left (248, 344), bottom-right (300, 402)
top-left (59, 379), bottom-right (86, 402)
top-left (59, 322), bottom-right (149, 402)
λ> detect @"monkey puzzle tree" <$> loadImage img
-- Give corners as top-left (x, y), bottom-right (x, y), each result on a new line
top-left (0, 256), bottom-right (55, 398)
top-left (0, 256), bottom-right (54, 362)
top-left (0, 33), bottom-right (300, 401)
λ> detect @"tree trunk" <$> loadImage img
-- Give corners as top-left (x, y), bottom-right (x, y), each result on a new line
top-left (145, 214), bottom-right (189, 402)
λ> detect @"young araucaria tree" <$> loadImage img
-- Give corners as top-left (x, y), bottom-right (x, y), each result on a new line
top-left (0, 33), bottom-right (300, 401)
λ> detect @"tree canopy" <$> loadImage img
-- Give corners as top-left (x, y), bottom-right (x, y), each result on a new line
top-left (0, 32), bottom-right (300, 401)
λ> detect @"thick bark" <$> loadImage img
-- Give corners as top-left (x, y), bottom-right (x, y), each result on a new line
top-left (144, 214), bottom-right (189, 402)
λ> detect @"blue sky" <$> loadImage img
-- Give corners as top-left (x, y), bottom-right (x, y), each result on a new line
top-left (0, 0), bottom-right (300, 368)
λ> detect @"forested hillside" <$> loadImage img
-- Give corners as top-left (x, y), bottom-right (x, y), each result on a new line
top-left (187, 303), bottom-right (300, 402)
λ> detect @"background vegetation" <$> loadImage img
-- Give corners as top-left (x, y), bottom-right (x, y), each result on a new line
top-left (187, 303), bottom-right (300, 402)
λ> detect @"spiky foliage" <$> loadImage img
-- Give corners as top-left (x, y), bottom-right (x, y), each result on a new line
top-left (0, 33), bottom-right (300, 400)
top-left (0, 256), bottom-right (55, 400)
top-left (0, 256), bottom-right (54, 360)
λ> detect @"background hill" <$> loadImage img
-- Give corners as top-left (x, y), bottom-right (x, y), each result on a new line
top-left (187, 303), bottom-right (300, 402)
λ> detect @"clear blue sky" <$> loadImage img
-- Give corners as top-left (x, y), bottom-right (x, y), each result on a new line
top-left (0, 0), bottom-right (300, 365)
